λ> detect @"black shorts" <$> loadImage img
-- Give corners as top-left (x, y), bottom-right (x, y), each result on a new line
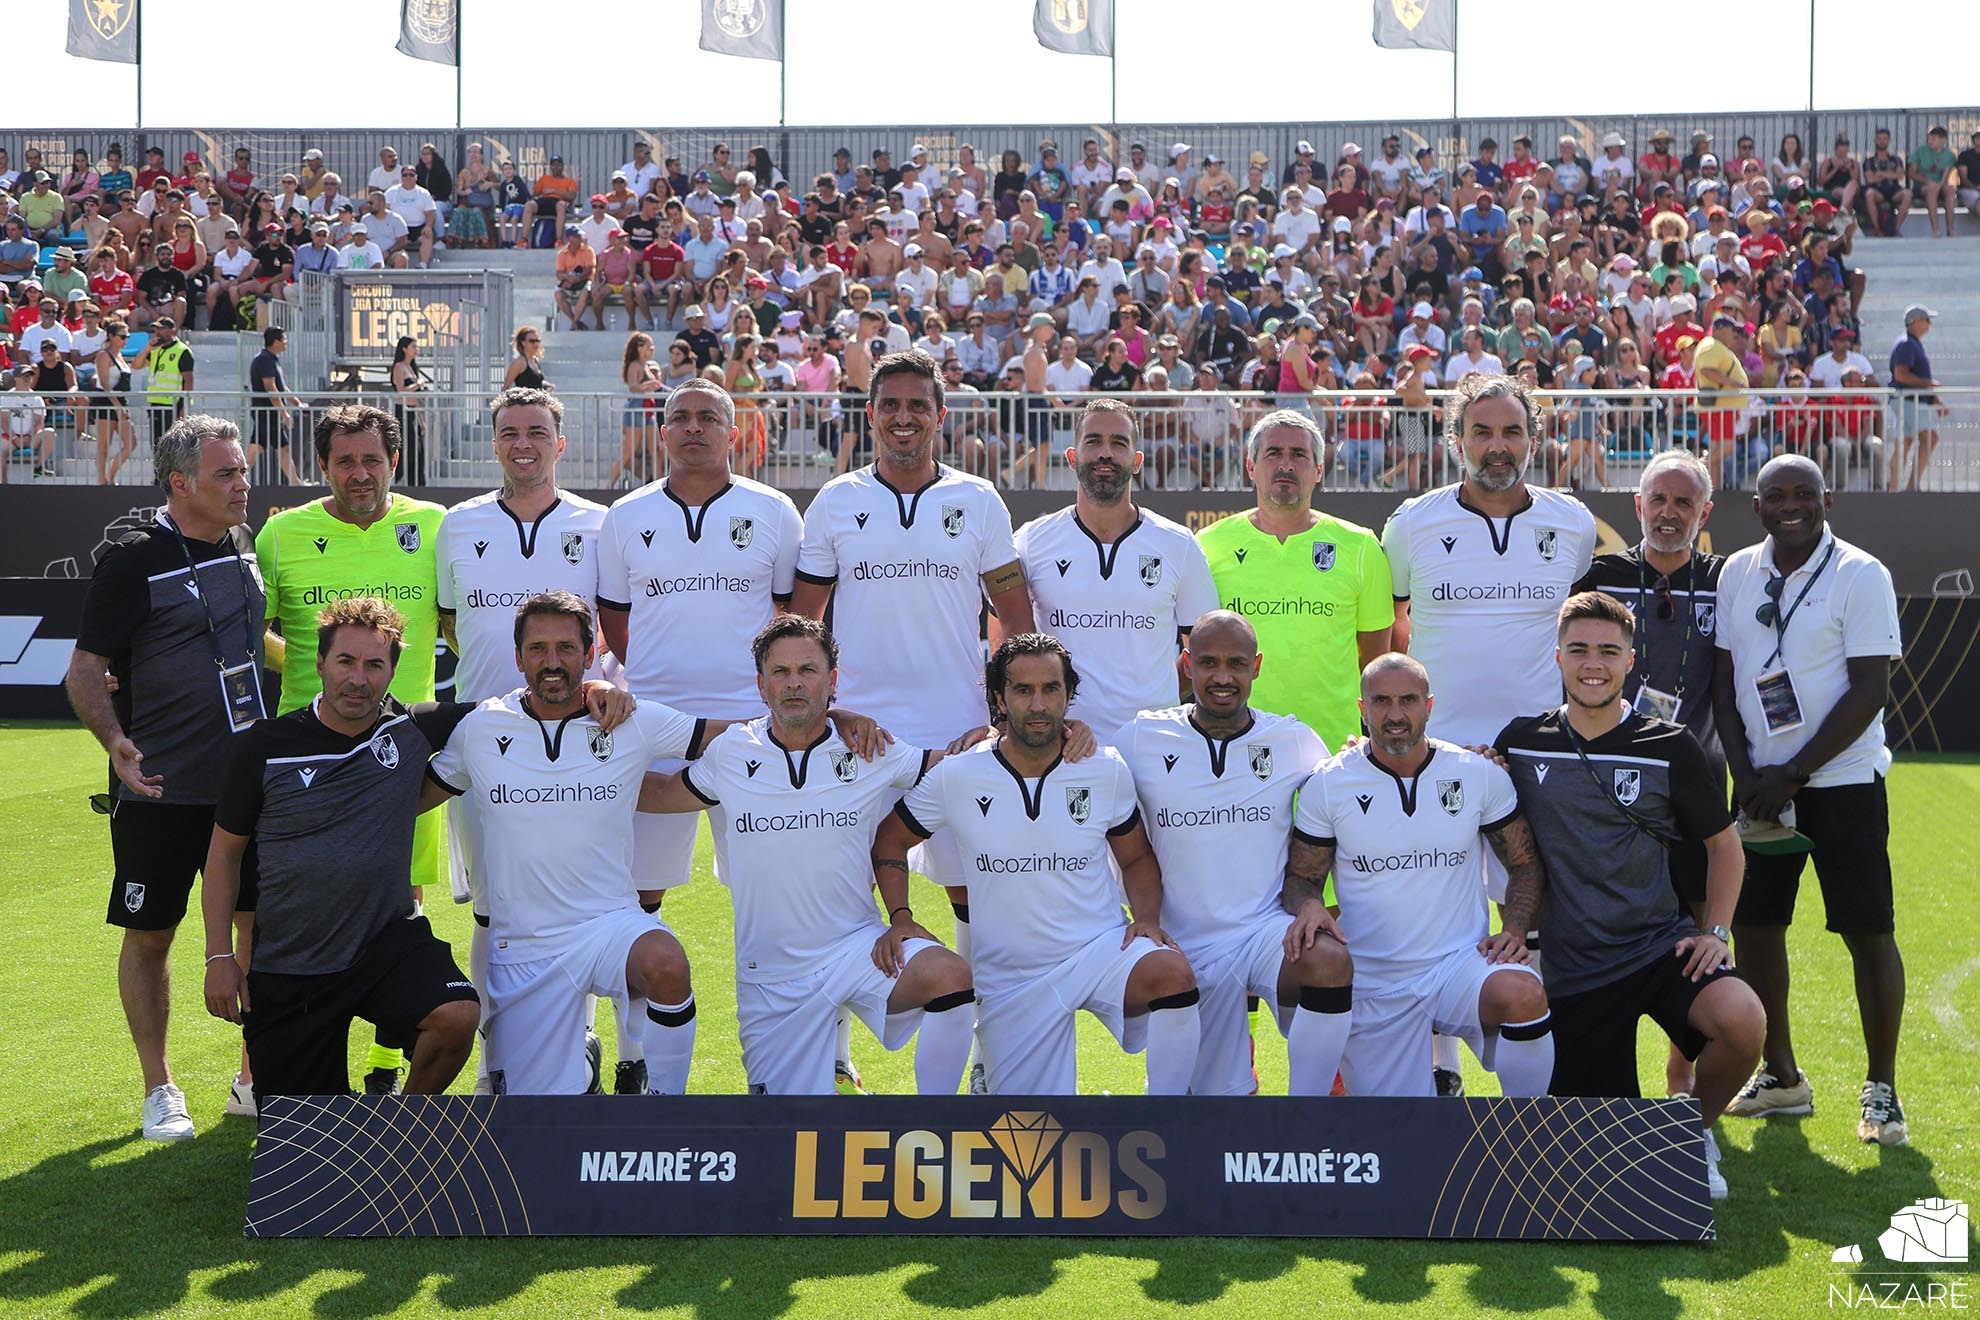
top-left (1732, 778), bottom-right (1893, 934)
top-left (108, 799), bottom-right (257, 930)
top-left (1549, 952), bottom-right (1745, 1097)
top-left (244, 914), bottom-right (476, 1100)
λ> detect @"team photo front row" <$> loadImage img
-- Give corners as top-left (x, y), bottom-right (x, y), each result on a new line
top-left (70, 361), bottom-right (1906, 1208)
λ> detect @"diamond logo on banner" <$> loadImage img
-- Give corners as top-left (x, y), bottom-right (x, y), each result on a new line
top-left (988, 1111), bottom-right (1064, 1182)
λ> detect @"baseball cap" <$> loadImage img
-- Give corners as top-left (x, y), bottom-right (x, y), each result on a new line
top-left (1671, 293), bottom-right (1696, 311)
top-left (263, 222), bottom-right (282, 234)
top-left (684, 305), bottom-right (706, 318)
top-left (1296, 140), bottom-right (1315, 154)
top-left (904, 243), bottom-right (922, 257)
top-left (910, 143), bottom-right (927, 156)
top-left (1331, 216), bottom-right (1352, 232)
top-left (1572, 355), bottom-right (1596, 375)
top-left (1272, 243), bottom-right (1296, 258)
top-left (1290, 314), bottom-right (1321, 331)
top-left (1151, 217), bottom-right (1172, 229)
top-left (349, 223), bottom-right (368, 234)
top-left (1341, 142), bottom-right (1361, 155)
top-left (1411, 301), bottom-right (1433, 319)
top-left (1812, 199), bottom-right (1836, 213)
top-left (1674, 334), bottom-right (1697, 350)
top-left (1831, 327), bottom-right (1856, 340)
top-left (563, 223), bottom-right (581, 236)
top-left (1903, 304), bottom-right (1935, 324)
top-left (718, 197), bottom-right (736, 207)
top-left (1170, 142), bottom-right (1190, 158)
top-left (66, 289), bottom-right (88, 303)
top-left (1405, 344), bottom-right (1437, 361)
top-left (693, 170), bottom-right (711, 182)
top-left (1204, 153), bottom-right (1223, 164)
top-left (1027, 312), bottom-right (1056, 330)
top-left (1699, 154), bottom-right (1719, 168)
top-left (1736, 812), bottom-right (1813, 855)
top-left (1249, 151), bottom-right (1268, 166)
top-left (1461, 265), bottom-right (1483, 280)
top-left (1116, 167), bottom-right (1133, 182)
top-left (182, 151), bottom-right (201, 162)
top-left (310, 223), bottom-right (329, 235)
top-left (303, 148), bottom-right (324, 160)
top-left (589, 193), bottom-right (607, 204)
top-left (745, 276), bottom-right (769, 289)
top-left (1612, 254), bottom-right (1636, 270)
top-left (611, 170), bottom-right (627, 180)
top-left (1712, 313), bottom-right (1745, 330)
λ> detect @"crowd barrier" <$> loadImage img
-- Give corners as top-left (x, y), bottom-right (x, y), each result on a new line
top-left (9, 387), bottom-right (1978, 495)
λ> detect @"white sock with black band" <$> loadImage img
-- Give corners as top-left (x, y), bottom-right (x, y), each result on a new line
top-left (641, 996), bottom-right (697, 1095)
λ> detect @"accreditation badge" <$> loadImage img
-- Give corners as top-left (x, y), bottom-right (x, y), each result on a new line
top-left (1633, 683), bottom-right (1680, 722)
top-left (219, 660), bottom-right (267, 733)
top-left (1753, 667), bottom-right (1805, 736)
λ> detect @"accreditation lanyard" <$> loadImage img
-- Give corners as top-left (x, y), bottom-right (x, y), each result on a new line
top-left (1635, 548), bottom-right (1695, 709)
top-left (159, 512), bottom-right (265, 731)
top-left (1762, 540), bottom-right (1835, 669)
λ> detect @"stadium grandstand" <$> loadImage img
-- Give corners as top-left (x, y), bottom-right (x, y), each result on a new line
top-left (2, 113), bottom-right (1975, 495)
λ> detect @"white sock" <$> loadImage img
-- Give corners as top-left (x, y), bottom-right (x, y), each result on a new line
top-left (613, 990), bottom-right (644, 1065)
top-left (952, 907), bottom-right (990, 1076)
top-left (913, 993), bottom-right (974, 1095)
top-left (1143, 992), bottom-right (1202, 1095)
top-left (640, 996), bottom-right (696, 1094)
top-left (1287, 985), bottom-right (1353, 1097)
top-left (1493, 1015), bottom-right (1555, 1097)
top-left (833, 1011), bottom-right (853, 1067)
top-left (1432, 1032), bottom-right (1463, 1072)
top-left (469, 918), bottom-right (491, 1094)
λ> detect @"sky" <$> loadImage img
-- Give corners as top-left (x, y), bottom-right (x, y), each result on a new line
top-left (15, 0), bottom-right (1974, 128)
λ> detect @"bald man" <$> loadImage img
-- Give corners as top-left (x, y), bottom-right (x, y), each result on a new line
top-left (1713, 453), bottom-right (1908, 1145)
top-left (1288, 653), bottom-right (1554, 1099)
top-left (1112, 611), bottom-right (1350, 1095)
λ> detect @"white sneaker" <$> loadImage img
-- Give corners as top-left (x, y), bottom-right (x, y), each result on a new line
top-left (224, 1077), bottom-right (257, 1118)
top-left (1701, 1128), bottom-right (1728, 1200)
top-left (1725, 1067), bottom-right (1814, 1117)
top-left (142, 1083), bottom-right (195, 1142)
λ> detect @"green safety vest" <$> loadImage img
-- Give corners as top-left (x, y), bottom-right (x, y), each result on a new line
top-left (146, 340), bottom-right (190, 406)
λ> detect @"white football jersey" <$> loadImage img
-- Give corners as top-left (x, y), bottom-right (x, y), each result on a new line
top-left (596, 477), bottom-right (803, 718)
top-left (428, 694), bottom-right (703, 963)
top-left (683, 721), bottom-right (928, 985)
top-left (1116, 706), bottom-right (1328, 962)
top-left (796, 465), bottom-right (1018, 746)
top-left (436, 492), bottom-right (608, 704)
top-left (1015, 507), bottom-right (1219, 735)
top-left (897, 744), bottom-right (1138, 995)
top-left (1292, 739), bottom-right (1519, 989)
top-left (1382, 484), bottom-right (1596, 745)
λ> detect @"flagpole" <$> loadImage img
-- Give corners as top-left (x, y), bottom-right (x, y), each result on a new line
top-left (779, 1), bottom-right (787, 126)
top-left (455, 1), bottom-right (463, 131)
top-left (1450, 0), bottom-right (1459, 125)
top-left (135, 0), bottom-right (144, 136)
top-left (1109, 0), bottom-right (1118, 127)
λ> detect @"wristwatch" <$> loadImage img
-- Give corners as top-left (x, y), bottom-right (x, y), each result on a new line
top-left (1705, 924), bottom-right (1732, 943)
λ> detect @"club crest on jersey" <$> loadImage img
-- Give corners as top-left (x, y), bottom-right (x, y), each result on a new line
top-left (1138, 554), bottom-right (1163, 588)
top-left (1437, 779), bottom-right (1464, 815)
top-left (1312, 541), bottom-right (1337, 572)
top-left (587, 727), bottom-right (614, 761)
top-left (1694, 601), bottom-right (1716, 636)
top-left (1614, 768), bottom-right (1642, 805)
top-left (942, 504), bottom-right (965, 539)
top-left (561, 532), bottom-right (586, 565)
top-left (370, 732), bottom-right (400, 769)
top-left (832, 750), bottom-right (858, 783)
top-left (729, 517), bottom-right (754, 550)
top-left (1248, 744), bottom-right (1273, 780)
top-left (396, 522), bottom-right (421, 554)
top-left (1065, 786), bottom-right (1091, 824)
top-left (1534, 528), bottom-right (1558, 562)
top-left (124, 882), bottom-right (145, 912)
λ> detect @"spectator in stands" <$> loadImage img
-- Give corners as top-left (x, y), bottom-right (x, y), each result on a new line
top-left (292, 222), bottom-right (343, 280)
top-left (1888, 305), bottom-right (1944, 491)
top-left (518, 156), bottom-right (580, 247)
top-left (553, 226), bottom-right (595, 331)
top-left (365, 146), bottom-right (402, 196)
top-left (205, 227), bottom-right (256, 330)
top-left (384, 166), bottom-right (438, 268)
top-left (18, 173), bottom-right (66, 242)
top-left (307, 172), bottom-right (350, 221)
top-left (294, 146), bottom-right (327, 200)
top-left (490, 160), bottom-right (530, 248)
top-left (360, 191), bottom-right (409, 268)
top-left (336, 220), bottom-right (384, 272)
top-left (2, 365), bottom-right (62, 479)
top-left (1859, 129), bottom-right (1910, 237)
top-left (1906, 126), bottom-right (1959, 240)
top-left (96, 144), bottom-right (133, 204)
top-left (60, 149), bottom-right (101, 224)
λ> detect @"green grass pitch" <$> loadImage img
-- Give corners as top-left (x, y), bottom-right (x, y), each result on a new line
top-left (0, 723), bottom-right (1973, 1319)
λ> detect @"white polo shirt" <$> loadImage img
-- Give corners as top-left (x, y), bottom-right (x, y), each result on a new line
top-left (1715, 528), bottom-right (1901, 787)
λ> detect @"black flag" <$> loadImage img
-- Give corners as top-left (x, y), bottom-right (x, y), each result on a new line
top-left (1373, 0), bottom-right (1456, 51)
top-left (67, 0), bottom-right (138, 64)
top-left (395, 0), bottom-right (458, 65)
top-left (700, 0), bottom-right (783, 61)
top-left (1034, 0), bottom-right (1112, 56)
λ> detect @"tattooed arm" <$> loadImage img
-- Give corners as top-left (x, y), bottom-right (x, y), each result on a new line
top-left (1282, 834), bottom-right (1347, 958)
top-left (1482, 815), bottom-right (1545, 964)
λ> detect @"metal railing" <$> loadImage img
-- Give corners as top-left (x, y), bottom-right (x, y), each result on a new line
top-left (9, 386), bottom-right (1974, 494)
top-left (8, 107), bottom-right (1977, 229)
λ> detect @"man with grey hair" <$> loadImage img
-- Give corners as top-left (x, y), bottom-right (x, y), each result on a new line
top-left (1196, 408), bottom-right (1393, 753)
top-left (65, 415), bottom-right (265, 1140)
top-left (1574, 447), bottom-right (1725, 1095)
top-left (1381, 372), bottom-right (1595, 1094)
